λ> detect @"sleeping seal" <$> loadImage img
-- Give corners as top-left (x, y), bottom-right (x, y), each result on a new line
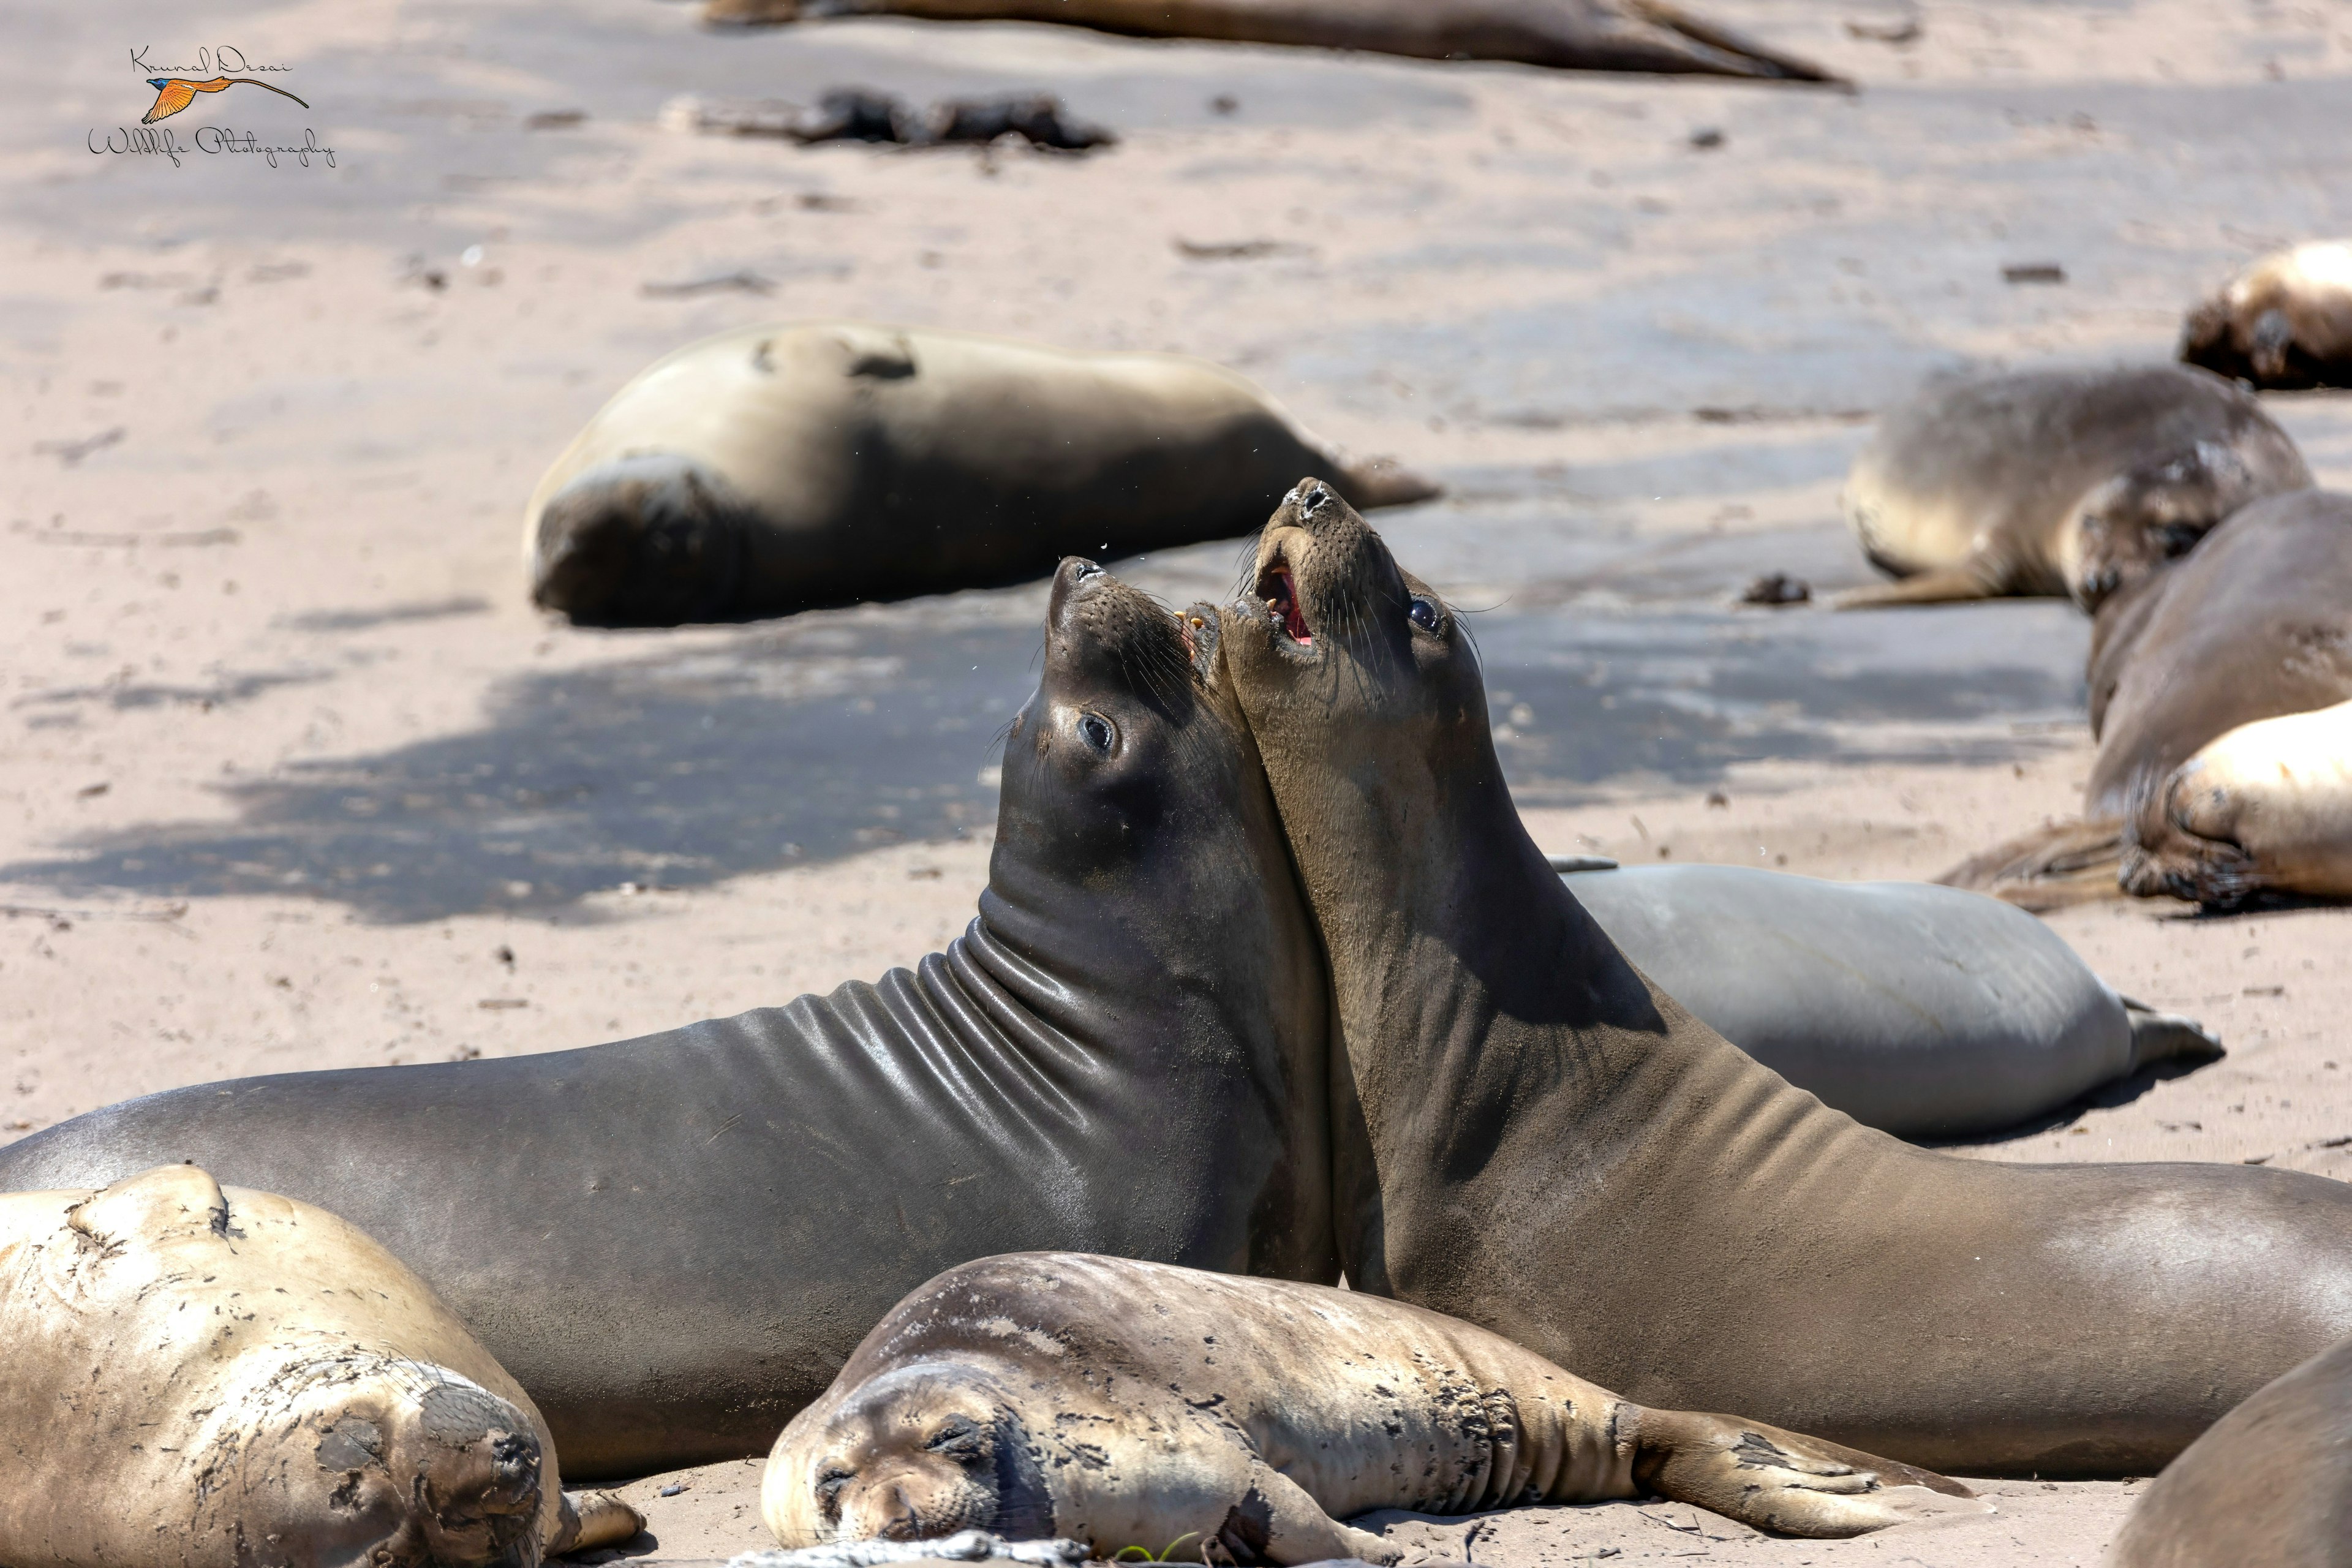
top-left (1222, 479), bottom-right (2352, 1476)
top-left (699, 0), bottom-right (1841, 82)
top-left (2126, 696), bottom-right (2352, 905)
top-left (2105, 1332), bottom-right (2352, 1568)
top-left (763, 1253), bottom-right (1982, 1562)
top-left (1834, 364), bottom-right (2308, 609)
top-left (0, 1164), bottom-right (639, 1568)
top-left (525, 321), bottom-right (1435, 625)
top-left (0, 561), bottom-right (1336, 1477)
top-left (1555, 862), bottom-right (2219, 1136)
top-left (2181, 239), bottom-right (2352, 390)
top-left (1943, 489), bottom-right (2352, 907)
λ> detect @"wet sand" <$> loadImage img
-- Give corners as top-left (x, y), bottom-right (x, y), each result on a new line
top-left (9, 0), bottom-right (2352, 1561)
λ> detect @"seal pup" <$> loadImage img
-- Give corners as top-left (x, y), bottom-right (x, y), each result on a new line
top-left (1555, 862), bottom-right (2219, 1136)
top-left (0, 1163), bottom-right (641, 1568)
top-left (2104, 1332), bottom-right (2352, 1568)
top-left (525, 322), bottom-right (1436, 625)
top-left (1834, 364), bottom-right (2309, 609)
top-left (763, 1253), bottom-right (1983, 1562)
top-left (699, 0), bottom-right (1841, 83)
top-left (2181, 239), bottom-right (2352, 390)
top-left (1943, 489), bottom-right (2352, 907)
top-left (2125, 696), bottom-right (2352, 905)
top-left (0, 561), bottom-right (1337, 1477)
top-left (1220, 479), bottom-right (2352, 1476)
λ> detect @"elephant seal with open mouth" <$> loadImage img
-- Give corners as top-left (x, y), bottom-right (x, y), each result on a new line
top-left (525, 321), bottom-right (1435, 625)
top-left (1835, 364), bottom-right (2307, 609)
top-left (762, 1253), bottom-right (1981, 1563)
top-left (0, 1163), bottom-right (640, 1568)
top-left (0, 561), bottom-right (1336, 1478)
top-left (1219, 478), bottom-right (2352, 1477)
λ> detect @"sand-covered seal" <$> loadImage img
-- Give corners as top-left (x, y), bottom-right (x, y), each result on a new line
top-left (1221, 480), bottom-right (2352, 1476)
top-left (0, 561), bottom-right (1337, 1477)
top-left (763, 1253), bottom-right (1982, 1562)
top-left (2181, 239), bottom-right (2352, 390)
top-left (1555, 862), bottom-right (2219, 1136)
top-left (524, 321), bottom-right (1436, 625)
top-left (700, 0), bottom-right (1839, 82)
top-left (0, 1163), bottom-right (640, 1568)
top-left (1944, 489), bottom-right (2352, 907)
top-left (2105, 1331), bottom-right (2352, 1568)
top-left (1834, 364), bottom-right (2308, 609)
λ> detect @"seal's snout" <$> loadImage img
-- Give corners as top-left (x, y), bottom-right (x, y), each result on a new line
top-left (1255, 554), bottom-right (1313, 647)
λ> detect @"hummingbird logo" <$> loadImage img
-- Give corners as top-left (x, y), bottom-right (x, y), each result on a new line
top-left (141, 76), bottom-right (308, 126)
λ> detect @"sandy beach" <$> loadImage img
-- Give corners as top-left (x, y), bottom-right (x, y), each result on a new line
top-left (9, 0), bottom-right (2352, 1560)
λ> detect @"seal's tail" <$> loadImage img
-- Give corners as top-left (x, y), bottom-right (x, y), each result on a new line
top-left (1934, 816), bottom-right (2125, 911)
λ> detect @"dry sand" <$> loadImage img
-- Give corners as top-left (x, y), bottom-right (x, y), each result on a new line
top-left (9, 0), bottom-right (2352, 1562)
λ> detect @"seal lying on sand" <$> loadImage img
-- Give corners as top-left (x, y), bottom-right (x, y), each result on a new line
top-left (0, 562), bottom-right (1338, 1477)
top-left (2181, 239), bottom-right (2352, 390)
top-left (701, 0), bottom-right (1840, 83)
top-left (1834, 364), bottom-right (2308, 609)
top-left (763, 1253), bottom-right (1983, 1561)
top-left (2127, 697), bottom-right (2352, 906)
top-left (2106, 1332), bottom-right (2352, 1568)
top-left (525, 321), bottom-right (1435, 625)
top-left (0, 1164), bottom-right (640, 1568)
top-left (1943, 489), bottom-right (2352, 908)
top-left (1222, 480), bottom-right (2352, 1476)
top-left (1557, 862), bottom-right (2219, 1136)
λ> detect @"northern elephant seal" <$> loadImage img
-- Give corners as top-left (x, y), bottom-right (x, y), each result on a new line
top-left (1221, 479), bottom-right (2352, 1476)
top-left (0, 561), bottom-right (1337, 1477)
top-left (1943, 489), bottom-right (2352, 907)
top-left (2128, 697), bottom-right (2352, 906)
top-left (2181, 240), bottom-right (2352, 390)
top-left (763, 1253), bottom-right (1981, 1562)
top-left (524, 322), bottom-right (1436, 625)
top-left (1834, 364), bottom-right (2309, 609)
top-left (0, 1163), bottom-right (639, 1568)
top-left (1553, 862), bottom-right (2219, 1137)
top-left (699, 0), bottom-right (1840, 83)
top-left (2105, 1332), bottom-right (2352, 1568)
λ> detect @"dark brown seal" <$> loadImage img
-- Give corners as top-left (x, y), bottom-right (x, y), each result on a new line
top-left (2106, 1332), bottom-right (2352, 1568)
top-left (0, 561), bottom-right (1335, 1479)
top-left (1219, 478), bottom-right (2352, 1477)
top-left (701, 0), bottom-right (1841, 83)
top-left (763, 1253), bottom-right (1981, 1560)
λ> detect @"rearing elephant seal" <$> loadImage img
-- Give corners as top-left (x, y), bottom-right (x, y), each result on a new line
top-left (1834, 364), bottom-right (2309, 609)
top-left (763, 1253), bottom-right (1981, 1562)
top-left (2105, 1332), bottom-right (2352, 1568)
top-left (1221, 480), bottom-right (2352, 1476)
top-left (0, 1164), bottom-right (640, 1568)
top-left (0, 561), bottom-right (1337, 1477)
top-left (525, 322), bottom-right (1436, 625)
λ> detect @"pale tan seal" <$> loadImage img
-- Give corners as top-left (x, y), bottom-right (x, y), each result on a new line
top-left (524, 321), bottom-right (1436, 625)
top-left (762, 1253), bottom-right (1982, 1562)
top-left (699, 0), bottom-right (1841, 82)
top-left (2124, 696), bottom-right (2352, 905)
top-left (1835, 364), bottom-right (2309, 609)
top-left (2181, 239), bottom-right (2352, 390)
top-left (0, 1164), bottom-right (638, 1568)
top-left (2106, 1332), bottom-right (2352, 1568)
top-left (1220, 480), bottom-right (2352, 1477)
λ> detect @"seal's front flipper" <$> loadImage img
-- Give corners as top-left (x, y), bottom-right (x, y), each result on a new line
top-left (1217, 1465), bottom-right (1401, 1566)
top-left (1936, 817), bottom-right (2126, 911)
top-left (1627, 1411), bottom-right (1988, 1539)
top-left (552, 1491), bottom-right (645, 1555)
top-left (1831, 562), bottom-right (1999, 609)
top-left (2119, 1000), bottom-right (2225, 1072)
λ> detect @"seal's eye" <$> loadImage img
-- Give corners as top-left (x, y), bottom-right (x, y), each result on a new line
top-left (1076, 713), bottom-right (1116, 755)
top-left (1408, 596), bottom-right (1441, 633)
top-left (926, 1415), bottom-right (986, 1463)
top-left (815, 1466), bottom-right (853, 1518)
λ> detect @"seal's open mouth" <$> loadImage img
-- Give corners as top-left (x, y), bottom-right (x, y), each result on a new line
top-left (1257, 556), bottom-right (1312, 647)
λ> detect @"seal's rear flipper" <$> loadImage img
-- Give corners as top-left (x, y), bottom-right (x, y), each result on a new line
top-left (1936, 818), bottom-right (2126, 911)
top-left (2120, 1000), bottom-right (2225, 1072)
top-left (553, 1491), bottom-right (646, 1555)
top-left (1622, 0), bottom-right (1849, 83)
top-left (1831, 562), bottom-right (2000, 609)
top-left (1627, 1409), bottom-right (1988, 1539)
top-left (1332, 457), bottom-right (1442, 512)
